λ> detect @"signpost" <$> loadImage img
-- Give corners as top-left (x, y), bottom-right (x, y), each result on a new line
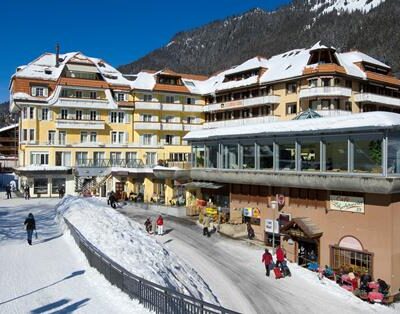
top-left (270, 200), bottom-right (278, 254)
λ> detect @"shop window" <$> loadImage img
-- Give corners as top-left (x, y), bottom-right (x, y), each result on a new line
top-left (300, 141), bottom-right (320, 171)
top-left (353, 136), bottom-right (383, 174)
top-left (259, 144), bottom-right (273, 170)
top-left (52, 178), bottom-right (66, 194)
top-left (193, 146), bottom-right (205, 168)
top-left (206, 145), bottom-right (218, 168)
top-left (387, 131), bottom-right (400, 174)
top-left (325, 138), bottom-right (348, 172)
top-left (223, 144), bottom-right (238, 169)
top-left (331, 246), bottom-right (372, 275)
top-left (242, 145), bottom-right (255, 169)
top-left (34, 178), bottom-right (48, 194)
top-left (278, 142), bottom-right (296, 171)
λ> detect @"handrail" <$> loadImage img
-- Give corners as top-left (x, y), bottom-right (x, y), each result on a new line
top-left (64, 218), bottom-right (240, 314)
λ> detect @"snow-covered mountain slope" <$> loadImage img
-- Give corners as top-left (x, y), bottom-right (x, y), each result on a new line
top-left (311, 0), bottom-right (386, 15)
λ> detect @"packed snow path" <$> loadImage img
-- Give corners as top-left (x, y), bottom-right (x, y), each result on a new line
top-left (119, 204), bottom-right (396, 314)
top-left (0, 198), bottom-right (149, 314)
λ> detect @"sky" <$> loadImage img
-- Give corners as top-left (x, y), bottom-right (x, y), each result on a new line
top-left (0, 0), bottom-right (291, 102)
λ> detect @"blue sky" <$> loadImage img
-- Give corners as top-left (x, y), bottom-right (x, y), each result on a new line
top-left (0, 0), bottom-right (290, 102)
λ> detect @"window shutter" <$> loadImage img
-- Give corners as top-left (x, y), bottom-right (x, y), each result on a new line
top-left (38, 109), bottom-right (42, 121)
top-left (109, 131), bottom-right (113, 144)
top-left (43, 88), bottom-right (48, 97)
top-left (48, 110), bottom-right (53, 120)
top-left (125, 132), bottom-right (129, 143)
top-left (31, 87), bottom-right (36, 96)
top-left (108, 112), bottom-right (111, 123)
top-left (125, 113), bottom-right (131, 124)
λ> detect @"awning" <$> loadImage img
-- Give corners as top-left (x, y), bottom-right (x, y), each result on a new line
top-left (183, 182), bottom-right (223, 189)
top-left (280, 217), bottom-right (323, 239)
top-left (66, 64), bottom-right (99, 73)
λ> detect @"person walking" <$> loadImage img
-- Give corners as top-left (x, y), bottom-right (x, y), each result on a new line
top-left (262, 249), bottom-right (273, 277)
top-left (6, 184), bottom-right (12, 199)
top-left (144, 218), bottom-right (152, 234)
top-left (24, 184), bottom-right (30, 200)
top-left (276, 245), bottom-right (285, 268)
top-left (156, 215), bottom-right (164, 235)
top-left (108, 191), bottom-right (117, 208)
top-left (24, 213), bottom-right (36, 245)
top-left (203, 215), bottom-right (211, 237)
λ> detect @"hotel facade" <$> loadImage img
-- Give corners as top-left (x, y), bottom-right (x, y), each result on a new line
top-left (10, 43), bottom-right (400, 294)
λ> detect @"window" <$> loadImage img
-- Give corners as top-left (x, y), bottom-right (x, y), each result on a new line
top-left (90, 132), bottom-right (97, 142)
top-left (31, 86), bottom-right (48, 97)
top-left (76, 152), bottom-right (88, 166)
top-left (58, 131), bottom-right (66, 145)
top-left (206, 145), bottom-right (218, 168)
top-left (23, 129), bottom-right (28, 141)
top-left (61, 109), bottom-right (68, 119)
top-left (242, 144), bottom-right (255, 169)
top-left (30, 152), bottom-right (49, 165)
top-left (118, 112), bottom-right (124, 123)
top-left (165, 116), bottom-right (174, 123)
top-left (186, 97), bottom-right (195, 105)
top-left (142, 134), bottom-right (153, 145)
top-left (52, 178), bottom-right (66, 194)
top-left (388, 131), bottom-right (400, 174)
top-left (126, 152), bottom-right (137, 163)
top-left (142, 114), bottom-right (152, 122)
top-left (75, 91), bottom-right (82, 98)
top-left (325, 138), bottom-right (348, 172)
top-left (165, 135), bottom-right (173, 145)
top-left (29, 107), bottom-right (34, 119)
top-left (90, 91), bottom-right (97, 99)
top-left (90, 111), bottom-right (97, 121)
top-left (80, 132), bottom-right (88, 143)
top-left (300, 141), bottom-right (320, 171)
top-left (118, 131), bottom-right (124, 144)
top-left (145, 152), bottom-right (157, 166)
top-left (55, 152), bottom-right (71, 166)
top-left (143, 94), bottom-right (152, 102)
top-left (76, 110), bottom-right (82, 120)
top-left (286, 103), bottom-right (297, 115)
top-left (193, 146), bottom-right (205, 168)
top-left (223, 144), bottom-right (238, 169)
top-left (322, 78), bottom-right (331, 87)
top-left (22, 107), bottom-right (27, 119)
top-left (110, 112), bottom-right (117, 123)
top-left (286, 82), bottom-right (297, 94)
top-left (93, 152), bottom-right (105, 166)
top-left (48, 131), bottom-right (56, 144)
top-left (111, 131), bottom-right (125, 144)
top-left (259, 144), bottom-right (274, 170)
top-left (165, 95), bottom-right (174, 103)
top-left (308, 79), bottom-right (318, 88)
top-left (345, 80), bottom-right (352, 88)
top-left (34, 178), bottom-right (48, 194)
top-left (353, 136), bottom-right (382, 173)
top-left (331, 246), bottom-right (372, 275)
top-left (29, 129), bottom-right (35, 142)
top-left (110, 152), bottom-right (122, 166)
top-left (116, 93), bottom-right (126, 101)
top-left (278, 142), bottom-right (296, 170)
top-left (42, 108), bottom-right (49, 120)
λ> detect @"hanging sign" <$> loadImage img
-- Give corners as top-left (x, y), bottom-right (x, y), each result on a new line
top-left (252, 208), bottom-right (261, 218)
top-left (265, 219), bottom-right (280, 234)
top-left (243, 208), bottom-right (253, 217)
top-left (330, 195), bottom-right (364, 214)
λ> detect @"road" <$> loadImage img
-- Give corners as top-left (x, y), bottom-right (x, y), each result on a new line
top-left (118, 205), bottom-right (389, 314)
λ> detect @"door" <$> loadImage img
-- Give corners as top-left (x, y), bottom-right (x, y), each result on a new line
top-left (298, 240), bottom-right (318, 266)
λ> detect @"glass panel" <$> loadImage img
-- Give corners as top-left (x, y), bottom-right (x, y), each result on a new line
top-left (206, 145), bottom-right (218, 168)
top-left (300, 141), bottom-right (320, 171)
top-left (353, 136), bottom-right (383, 174)
top-left (388, 132), bottom-right (400, 174)
top-left (52, 178), bottom-right (66, 194)
top-left (278, 142), bottom-right (296, 170)
top-left (223, 144), bottom-right (238, 169)
top-left (194, 146), bottom-right (205, 168)
top-left (34, 178), bottom-right (48, 194)
top-left (259, 144), bottom-right (273, 170)
top-left (325, 138), bottom-right (348, 172)
top-left (242, 145), bottom-right (255, 169)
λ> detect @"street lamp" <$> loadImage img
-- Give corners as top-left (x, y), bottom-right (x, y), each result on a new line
top-left (270, 200), bottom-right (278, 254)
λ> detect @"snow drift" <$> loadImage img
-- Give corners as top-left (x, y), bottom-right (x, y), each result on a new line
top-left (55, 196), bottom-right (219, 305)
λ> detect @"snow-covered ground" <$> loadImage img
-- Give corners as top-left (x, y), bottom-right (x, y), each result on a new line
top-left (118, 203), bottom-right (400, 314)
top-left (0, 198), bottom-right (150, 314)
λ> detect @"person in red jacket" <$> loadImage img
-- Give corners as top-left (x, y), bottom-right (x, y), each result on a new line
top-left (156, 215), bottom-right (164, 235)
top-left (262, 249), bottom-right (273, 277)
top-left (276, 246), bottom-right (285, 268)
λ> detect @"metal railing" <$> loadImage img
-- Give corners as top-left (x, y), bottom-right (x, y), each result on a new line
top-left (64, 218), bottom-right (240, 314)
top-left (75, 159), bottom-right (146, 168)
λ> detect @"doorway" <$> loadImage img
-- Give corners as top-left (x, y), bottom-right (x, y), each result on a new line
top-left (298, 239), bottom-right (319, 266)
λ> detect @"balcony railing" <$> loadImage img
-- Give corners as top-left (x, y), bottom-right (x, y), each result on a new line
top-left (134, 101), bottom-right (161, 110)
top-left (354, 93), bottom-right (400, 107)
top-left (76, 159), bottom-right (146, 168)
top-left (204, 95), bottom-right (280, 112)
top-left (299, 86), bottom-right (352, 99)
top-left (203, 115), bottom-right (279, 129)
top-left (183, 124), bottom-right (203, 131)
top-left (161, 123), bottom-right (183, 131)
top-left (135, 122), bottom-right (161, 130)
top-left (183, 105), bottom-right (203, 112)
top-left (56, 119), bottom-right (105, 130)
top-left (161, 103), bottom-right (183, 111)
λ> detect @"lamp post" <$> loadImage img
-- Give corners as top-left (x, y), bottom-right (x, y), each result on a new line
top-left (270, 200), bottom-right (278, 254)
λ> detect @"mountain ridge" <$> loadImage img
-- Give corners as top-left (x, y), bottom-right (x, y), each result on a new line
top-left (118, 0), bottom-right (399, 77)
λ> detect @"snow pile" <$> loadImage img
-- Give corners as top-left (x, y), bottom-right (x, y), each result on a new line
top-left (311, 0), bottom-right (386, 15)
top-left (56, 196), bottom-right (219, 305)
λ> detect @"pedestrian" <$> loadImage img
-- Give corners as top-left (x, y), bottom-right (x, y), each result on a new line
top-left (276, 245), bottom-right (285, 268)
top-left (203, 215), bottom-right (211, 237)
top-left (156, 215), bottom-right (164, 235)
top-left (247, 222), bottom-right (255, 240)
top-left (6, 184), bottom-right (12, 199)
top-left (262, 248), bottom-right (273, 277)
top-left (24, 184), bottom-right (30, 200)
top-left (24, 213), bottom-right (36, 245)
top-left (144, 218), bottom-right (152, 234)
top-left (108, 191), bottom-right (117, 208)
top-left (58, 184), bottom-right (63, 198)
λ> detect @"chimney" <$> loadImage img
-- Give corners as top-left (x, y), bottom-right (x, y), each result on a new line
top-left (55, 43), bottom-right (60, 67)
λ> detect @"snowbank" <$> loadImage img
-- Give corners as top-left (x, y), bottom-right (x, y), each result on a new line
top-left (56, 196), bottom-right (219, 305)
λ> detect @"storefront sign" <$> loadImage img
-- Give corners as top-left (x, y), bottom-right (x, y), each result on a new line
top-left (339, 236), bottom-right (363, 251)
top-left (253, 208), bottom-right (261, 219)
top-left (243, 208), bottom-right (253, 217)
top-left (329, 195), bottom-right (364, 214)
top-left (265, 219), bottom-right (279, 234)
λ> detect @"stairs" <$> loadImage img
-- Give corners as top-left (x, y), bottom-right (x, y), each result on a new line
top-left (78, 170), bottom-right (112, 196)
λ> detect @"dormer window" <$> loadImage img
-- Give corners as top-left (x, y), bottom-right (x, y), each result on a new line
top-left (224, 69), bottom-right (260, 82)
top-left (116, 93), bottom-right (126, 102)
top-left (308, 48), bottom-right (339, 66)
top-left (44, 68), bottom-right (52, 75)
top-left (31, 86), bottom-right (48, 97)
top-left (158, 75), bottom-right (182, 86)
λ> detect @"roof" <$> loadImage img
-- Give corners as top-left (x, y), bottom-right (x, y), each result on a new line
top-left (0, 124), bottom-right (18, 133)
top-left (280, 217), bottom-right (323, 239)
top-left (184, 111), bottom-right (400, 141)
top-left (293, 109), bottom-right (322, 120)
top-left (183, 182), bottom-right (223, 189)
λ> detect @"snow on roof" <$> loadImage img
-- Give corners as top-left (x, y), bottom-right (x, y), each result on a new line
top-left (339, 51), bottom-right (390, 68)
top-left (0, 123), bottom-right (18, 133)
top-left (223, 56), bottom-right (269, 76)
top-left (184, 111), bottom-right (400, 141)
top-left (129, 71), bottom-right (156, 90)
top-left (310, 41), bottom-right (332, 51)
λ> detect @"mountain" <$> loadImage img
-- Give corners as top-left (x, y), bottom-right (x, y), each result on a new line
top-left (0, 101), bottom-right (14, 128)
top-left (118, 0), bottom-right (400, 77)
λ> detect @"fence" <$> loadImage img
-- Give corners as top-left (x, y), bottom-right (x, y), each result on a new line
top-left (64, 218), bottom-right (240, 314)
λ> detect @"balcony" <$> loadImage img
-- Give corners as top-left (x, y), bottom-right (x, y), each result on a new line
top-left (75, 159), bottom-right (145, 168)
top-left (135, 122), bottom-right (161, 130)
top-left (161, 103), bottom-right (183, 111)
top-left (183, 105), bottom-right (203, 112)
top-left (204, 95), bottom-right (280, 112)
top-left (134, 101), bottom-right (161, 110)
top-left (354, 93), bottom-right (400, 107)
top-left (183, 124), bottom-right (203, 131)
top-left (203, 115), bottom-right (279, 129)
top-left (299, 86), bottom-right (352, 99)
top-left (56, 119), bottom-right (105, 130)
top-left (161, 123), bottom-right (183, 131)
top-left (56, 97), bottom-right (110, 109)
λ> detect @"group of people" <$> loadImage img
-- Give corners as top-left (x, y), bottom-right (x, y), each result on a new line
top-left (144, 215), bottom-right (164, 235)
top-left (261, 246), bottom-right (291, 279)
